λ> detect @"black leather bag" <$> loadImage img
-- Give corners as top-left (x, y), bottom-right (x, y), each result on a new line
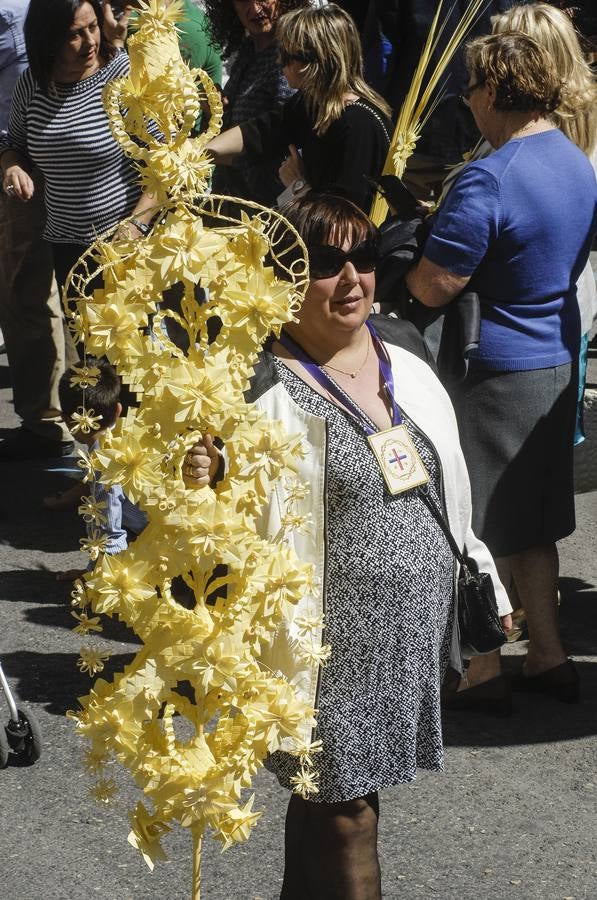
top-left (418, 487), bottom-right (506, 656)
top-left (456, 557), bottom-right (506, 655)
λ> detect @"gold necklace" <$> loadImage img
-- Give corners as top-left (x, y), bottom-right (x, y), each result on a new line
top-left (323, 332), bottom-right (370, 379)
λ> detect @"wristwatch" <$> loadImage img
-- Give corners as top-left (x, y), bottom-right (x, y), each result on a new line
top-left (276, 178), bottom-right (309, 209)
top-left (130, 216), bottom-right (151, 236)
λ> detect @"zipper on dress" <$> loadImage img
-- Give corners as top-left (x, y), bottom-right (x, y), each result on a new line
top-left (311, 419), bottom-right (329, 736)
top-left (406, 414), bottom-right (464, 675)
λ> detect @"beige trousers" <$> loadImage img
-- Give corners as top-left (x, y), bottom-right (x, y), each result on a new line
top-left (0, 173), bottom-right (77, 443)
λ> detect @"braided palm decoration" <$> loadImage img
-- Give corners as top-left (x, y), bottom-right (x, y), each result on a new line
top-left (66, 2), bottom-right (326, 893)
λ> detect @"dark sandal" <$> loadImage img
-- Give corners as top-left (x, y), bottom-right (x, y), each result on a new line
top-left (510, 659), bottom-right (580, 704)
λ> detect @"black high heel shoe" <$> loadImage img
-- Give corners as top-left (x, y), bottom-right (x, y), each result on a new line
top-left (510, 659), bottom-right (580, 703)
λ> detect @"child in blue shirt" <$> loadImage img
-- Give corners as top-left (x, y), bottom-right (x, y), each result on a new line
top-left (54, 357), bottom-right (147, 581)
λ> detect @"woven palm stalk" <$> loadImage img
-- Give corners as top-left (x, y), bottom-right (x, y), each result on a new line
top-left (370, 0), bottom-right (486, 225)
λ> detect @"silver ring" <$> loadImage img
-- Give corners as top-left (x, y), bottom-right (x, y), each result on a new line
top-left (5, 184), bottom-right (14, 193)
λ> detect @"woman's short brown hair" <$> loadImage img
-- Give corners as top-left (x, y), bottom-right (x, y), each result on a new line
top-left (271, 193), bottom-right (378, 281)
top-left (282, 192), bottom-right (378, 249)
top-left (465, 32), bottom-right (561, 114)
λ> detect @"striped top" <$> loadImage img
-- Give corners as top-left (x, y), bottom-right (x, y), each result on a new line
top-left (5, 51), bottom-right (141, 244)
top-left (91, 479), bottom-right (148, 558)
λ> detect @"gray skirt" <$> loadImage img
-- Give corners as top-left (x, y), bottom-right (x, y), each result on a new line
top-left (451, 363), bottom-right (577, 557)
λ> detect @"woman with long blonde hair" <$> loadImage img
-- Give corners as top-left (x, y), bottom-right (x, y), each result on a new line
top-left (206, 3), bottom-right (392, 211)
top-left (204, 0), bottom-right (308, 209)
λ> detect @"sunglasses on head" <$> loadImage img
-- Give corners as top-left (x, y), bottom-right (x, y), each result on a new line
top-left (308, 240), bottom-right (378, 279)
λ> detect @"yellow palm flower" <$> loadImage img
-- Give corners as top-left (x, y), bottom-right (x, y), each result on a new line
top-left (93, 434), bottom-right (162, 502)
top-left (289, 738), bottom-right (323, 768)
top-left (75, 449), bottom-right (95, 484)
top-left (83, 746), bottom-right (108, 773)
top-left (77, 647), bottom-right (111, 676)
top-left (213, 796), bottom-right (262, 851)
top-left (78, 495), bottom-right (107, 527)
top-left (127, 802), bottom-right (172, 872)
top-left (71, 611), bottom-right (102, 635)
top-left (85, 556), bottom-right (155, 616)
top-left (69, 365), bottom-right (100, 389)
top-left (70, 579), bottom-right (88, 610)
top-left (290, 766), bottom-right (319, 799)
top-left (70, 406), bottom-right (103, 435)
top-left (80, 531), bottom-right (109, 561)
top-left (89, 777), bottom-right (118, 804)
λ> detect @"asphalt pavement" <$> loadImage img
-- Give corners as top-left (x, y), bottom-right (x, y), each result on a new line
top-left (0, 333), bottom-right (596, 900)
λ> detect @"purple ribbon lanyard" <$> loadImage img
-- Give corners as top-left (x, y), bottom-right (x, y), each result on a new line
top-left (277, 321), bottom-right (402, 436)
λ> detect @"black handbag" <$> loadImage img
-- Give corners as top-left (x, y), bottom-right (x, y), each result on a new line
top-left (418, 486), bottom-right (506, 655)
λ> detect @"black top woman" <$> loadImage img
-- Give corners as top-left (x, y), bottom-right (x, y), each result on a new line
top-left (206, 4), bottom-right (392, 212)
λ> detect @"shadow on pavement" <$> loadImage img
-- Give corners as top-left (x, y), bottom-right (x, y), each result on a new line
top-left (22, 598), bottom-right (141, 645)
top-left (443, 660), bottom-right (597, 748)
top-left (0, 465), bottom-right (81, 554)
top-left (559, 576), bottom-right (597, 657)
top-left (0, 568), bottom-right (71, 604)
top-left (0, 649), bottom-right (137, 715)
top-left (443, 569), bottom-right (597, 746)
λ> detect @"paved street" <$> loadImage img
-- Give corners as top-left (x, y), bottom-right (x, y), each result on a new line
top-left (0, 335), bottom-right (596, 900)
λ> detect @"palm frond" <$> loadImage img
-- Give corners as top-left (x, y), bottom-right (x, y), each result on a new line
top-left (370, 0), bottom-right (487, 225)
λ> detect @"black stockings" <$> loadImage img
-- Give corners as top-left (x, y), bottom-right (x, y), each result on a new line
top-left (280, 792), bottom-right (381, 900)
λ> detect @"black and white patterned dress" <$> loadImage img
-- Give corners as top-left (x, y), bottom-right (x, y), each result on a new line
top-left (267, 360), bottom-right (455, 802)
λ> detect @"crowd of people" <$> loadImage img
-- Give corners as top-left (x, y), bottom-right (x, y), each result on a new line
top-left (0, 2), bottom-right (596, 898)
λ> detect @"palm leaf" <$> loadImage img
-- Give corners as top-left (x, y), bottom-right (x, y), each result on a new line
top-left (370, 0), bottom-right (487, 225)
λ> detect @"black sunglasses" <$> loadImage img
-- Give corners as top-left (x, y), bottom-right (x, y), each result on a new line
top-left (308, 240), bottom-right (378, 279)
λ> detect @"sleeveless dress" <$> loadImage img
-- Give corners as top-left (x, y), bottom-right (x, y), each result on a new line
top-left (266, 359), bottom-right (455, 802)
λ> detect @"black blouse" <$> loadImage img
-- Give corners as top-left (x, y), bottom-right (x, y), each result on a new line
top-left (239, 93), bottom-right (392, 212)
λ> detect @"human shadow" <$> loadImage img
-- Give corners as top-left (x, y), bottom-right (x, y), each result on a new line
top-left (0, 363), bottom-right (11, 389)
top-left (559, 576), bottom-right (597, 656)
top-left (23, 596), bottom-right (141, 646)
top-left (0, 465), bottom-right (81, 554)
top-left (0, 568), bottom-right (76, 605)
top-left (0, 649), bottom-right (137, 715)
top-left (0, 567), bottom-right (141, 647)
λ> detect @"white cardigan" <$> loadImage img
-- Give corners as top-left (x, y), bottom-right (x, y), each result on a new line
top-left (252, 325), bottom-right (511, 743)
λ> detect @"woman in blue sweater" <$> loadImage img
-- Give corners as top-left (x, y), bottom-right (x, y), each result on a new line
top-left (407, 32), bottom-right (597, 706)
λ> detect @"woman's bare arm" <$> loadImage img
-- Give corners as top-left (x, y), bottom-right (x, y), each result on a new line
top-left (406, 256), bottom-right (470, 308)
top-left (205, 126), bottom-right (245, 165)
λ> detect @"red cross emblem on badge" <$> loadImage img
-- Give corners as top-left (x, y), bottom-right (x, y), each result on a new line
top-left (388, 447), bottom-right (408, 470)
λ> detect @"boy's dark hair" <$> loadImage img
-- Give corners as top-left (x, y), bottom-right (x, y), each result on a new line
top-left (59, 357), bottom-right (121, 428)
top-left (24, 0), bottom-right (116, 95)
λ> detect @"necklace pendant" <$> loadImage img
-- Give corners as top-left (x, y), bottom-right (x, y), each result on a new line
top-left (350, 372), bottom-right (357, 378)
